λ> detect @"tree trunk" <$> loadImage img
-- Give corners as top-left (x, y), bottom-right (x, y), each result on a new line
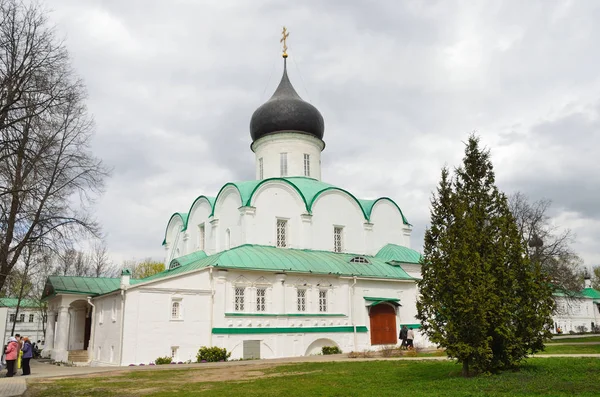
top-left (462, 358), bottom-right (470, 377)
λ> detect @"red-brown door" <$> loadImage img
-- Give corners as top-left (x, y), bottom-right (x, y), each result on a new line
top-left (369, 304), bottom-right (397, 345)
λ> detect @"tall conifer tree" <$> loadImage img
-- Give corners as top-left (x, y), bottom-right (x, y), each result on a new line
top-left (417, 135), bottom-right (553, 376)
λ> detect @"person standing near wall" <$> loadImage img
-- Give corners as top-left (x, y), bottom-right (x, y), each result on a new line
top-left (4, 337), bottom-right (18, 377)
top-left (21, 337), bottom-right (32, 376)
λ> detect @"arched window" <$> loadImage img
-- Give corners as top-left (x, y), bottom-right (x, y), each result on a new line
top-left (171, 301), bottom-right (181, 320)
top-left (225, 229), bottom-right (231, 250)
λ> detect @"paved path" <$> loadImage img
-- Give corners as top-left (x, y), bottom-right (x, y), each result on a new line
top-left (3, 353), bottom-right (600, 396)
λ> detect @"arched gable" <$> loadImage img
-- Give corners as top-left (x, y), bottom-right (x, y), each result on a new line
top-left (211, 184), bottom-right (244, 218)
top-left (162, 212), bottom-right (188, 246)
top-left (310, 188), bottom-right (368, 220)
top-left (249, 179), bottom-right (307, 210)
top-left (362, 197), bottom-right (410, 225)
top-left (187, 196), bottom-right (215, 224)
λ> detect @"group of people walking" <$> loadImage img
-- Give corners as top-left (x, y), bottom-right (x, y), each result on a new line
top-left (399, 325), bottom-right (414, 350)
top-left (3, 334), bottom-right (33, 377)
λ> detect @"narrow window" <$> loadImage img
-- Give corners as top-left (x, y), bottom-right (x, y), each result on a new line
top-left (97, 346), bottom-right (102, 361)
top-left (303, 154), bottom-right (310, 177)
top-left (235, 287), bottom-right (245, 311)
top-left (280, 153), bottom-right (288, 176)
top-left (29, 314), bottom-right (34, 323)
top-left (171, 347), bottom-right (178, 361)
top-left (225, 228), bottom-right (231, 250)
top-left (319, 290), bottom-right (327, 312)
top-left (171, 301), bottom-right (180, 320)
top-left (198, 224), bottom-right (205, 250)
top-left (112, 299), bottom-right (117, 321)
top-left (19, 314), bottom-right (25, 323)
top-left (333, 226), bottom-right (343, 253)
top-left (9, 314), bottom-right (15, 322)
top-left (259, 157), bottom-right (264, 179)
top-left (297, 289), bottom-right (306, 312)
top-left (276, 219), bottom-right (287, 248)
top-left (256, 288), bottom-right (266, 312)
top-left (110, 346), bottom-right (114, 362)
top-left (99, 303), bottom-right (104, 324)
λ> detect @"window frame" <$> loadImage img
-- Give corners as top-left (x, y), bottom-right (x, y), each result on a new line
top-left (319, 289), bottom-right (328, 312)
top-left (19, 313), bottom-right (25, 323)
top-left (171, 299), bottom-right (183, 321)
top-left (198, 223), bottom-right (205, 251)
top-left (276, 218), bottom-right (288, 248)
top-left (303, 153), bottom-right (310, 177)
top-left (234, 286), bottom-right (246, 312)
top-left (297, 288), bottom-right (307, 312)
top-left (29, 314), bottom-right (34, 323)
top-left (9, 314), bottom-right (15, 322)
top-left (111, 299), bottom-right (117, 322)
top-left (333, 226), bottom-right (344, 253)
top-left (280, 152), bottom-right (288, 176)
top-left (256, 287), bottom-right (267, 312)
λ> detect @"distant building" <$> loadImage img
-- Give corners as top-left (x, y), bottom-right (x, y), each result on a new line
top-left (0, 298), bottom-right (45, 344)
top-left (552, 278), bottom-right (600, 334)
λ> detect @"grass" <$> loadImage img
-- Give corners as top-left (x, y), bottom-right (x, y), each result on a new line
top-left (27, 358), bottom-right (600, 397)
top-left (547, 336), bottom-right (600, 343)
top-left (539, 344), bottom-right (600, 354)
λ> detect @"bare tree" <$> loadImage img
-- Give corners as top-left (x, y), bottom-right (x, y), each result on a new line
top-left (90, 240), bottom-right (116, 277)
top-left (0, 1), bottom-right (108, 292)
top-left (509, 192), bottom-right (583, 293)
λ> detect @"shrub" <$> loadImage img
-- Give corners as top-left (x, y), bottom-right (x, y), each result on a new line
top-left (196, 346), bottom-right (231, 363)
top-left (380, 345), bottom-right (395, 357)
top-left (575, 325), bottom-right (588, 334)
top-left (361, 350), bottom-right (373, 358)
top-left (322, 346), bottom-right (342, 355)
top-left (347, 351), bottom-right (360, 358)
top-left (155, 356), bottom-right (173, 365)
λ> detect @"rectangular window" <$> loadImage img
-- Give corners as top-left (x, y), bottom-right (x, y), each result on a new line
top-left (19, 314), bottom-right (25, 323)
top-left (280, 153), bottom-right (288, 176)
top-left (259, 158), bottom-right (264, 179)
top-left (319, 290), bottom-right (327, 312)
top-left (171, 346), bottom-right (178, 361)
top-left (256, 288), bottom-right (266, 312)
top-left (303, 153), bottom-right (310, 177)
top-left (198, 224), bottom-right (205, 250)
top-left (9, 314), bottom-right (15, 322)
top-left (235, 287), bottom-right (245, 311)
top-left (171, 301), bottom-right (181, 320)
top-left (297, 289), bottom-right (306, 312)
top-left (29, 314), bottom-right (34, 323)
top-left (334, 226), bottom-right (343, 253)
top-left (276, 219), bottom-right (287, 248)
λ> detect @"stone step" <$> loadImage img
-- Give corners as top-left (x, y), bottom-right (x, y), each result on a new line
top-left (68, 350), bottom-right (89, 362)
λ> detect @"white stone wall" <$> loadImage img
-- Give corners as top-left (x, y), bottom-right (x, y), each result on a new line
top-left (91, 293), bottom-right (123, 365)
top-left (552, 296), bottom-right (599, 334)
top-left (0, 307), bottom-right (45, 343)
top-left (120, 271), bottom-right (213, 366)
top-left (251, 133), bottom-right (324, 180)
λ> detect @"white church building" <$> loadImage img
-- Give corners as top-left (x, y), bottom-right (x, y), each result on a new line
top-left (41, 50), bottom-right (427, 365)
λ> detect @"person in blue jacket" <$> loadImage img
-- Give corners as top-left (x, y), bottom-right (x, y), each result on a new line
top-left (20, 337), bottom-right (33, 376)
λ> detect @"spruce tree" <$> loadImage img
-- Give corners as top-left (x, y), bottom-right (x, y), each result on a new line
top-left (416, 135), bottom-right (553, 376)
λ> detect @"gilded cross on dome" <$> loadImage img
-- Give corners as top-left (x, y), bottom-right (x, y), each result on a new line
top-left (280, 26), bottom-right (289, 58)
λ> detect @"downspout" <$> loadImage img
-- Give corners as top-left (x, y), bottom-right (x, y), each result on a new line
top-left (209, 267), bottom-right (214, 346)
top-left (118, 289), bottom-right (126, 366)
top-left (86, 297), bottom-right (95, 362)
top-left (351, 276), bottom-right (357, 351)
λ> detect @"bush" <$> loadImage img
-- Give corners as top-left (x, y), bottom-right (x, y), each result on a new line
top-left (575, 325), bottom-right (588, 334)
top-left (322, 346), bottom-right (342, 355)
top-left (196, 346), bottom-right (231, 363)
top-left (347, 351), bottom-right (360, 358)
top-left (155, 356), bottom-right (172, 365)
top-left (380, 345), bottom-right (395, 357)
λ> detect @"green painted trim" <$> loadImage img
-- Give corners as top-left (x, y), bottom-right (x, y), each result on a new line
top-left (161, 212), bottom-right (188, 246)
top-left (212, 326), bottom-right (368, 334)
top-left (209, 183), bottom-right (245, 218)
top-left (185, 195), bottom-right (216, 230)
top-left (362, 197), bottom-right (410, 226)
top-left (308, 187), bottom-right (369, 220)
top-left (399, 324), bottom-right (421, 329)
top-left (245, 178), bottom-right (310, 210)
top-left (364, 296), bottom-right (400, 302)
top-left (225, 313), bottom-right (346, 317)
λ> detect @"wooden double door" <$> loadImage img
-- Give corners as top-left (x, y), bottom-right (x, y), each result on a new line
top-left (369, 304), bottom-right (397, 345)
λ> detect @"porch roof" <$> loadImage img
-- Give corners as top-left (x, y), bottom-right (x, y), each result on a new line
top-left (42, 276), bottom-right (142, 300)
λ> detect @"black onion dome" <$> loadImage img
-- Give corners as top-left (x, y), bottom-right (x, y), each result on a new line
top-left (250, 59), bottom-right (324, 142)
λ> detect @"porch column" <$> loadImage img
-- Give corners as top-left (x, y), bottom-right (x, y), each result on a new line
top-left (43, 311), bottom-right (56, 358)
top-left (52, 306), bottom-right (70, 362)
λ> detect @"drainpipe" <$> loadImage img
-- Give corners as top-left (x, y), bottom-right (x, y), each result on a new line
top-left (351, 276), bottom-right (357, 350)
top-left (86, 297), bottom-right (95, 361)
top-left (209, 267), bottom-right (214, 346)
top-left (118, 289), bottom-right (126, 366)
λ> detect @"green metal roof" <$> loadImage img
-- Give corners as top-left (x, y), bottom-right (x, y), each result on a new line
top-left (581, 288), bottom-right (600, 300)
top-left (376, 244), bottom-right (422, 264)
top-left (364, 296), bottom-right (401, 307)
top-left (163, 177), bottom-right (411, 245)
top-left (144, 244), bottom-right (417, 283)
top-left (0, 298), bottom-right (41, 308)
top-left (169, 250), bottom-right (208, 269)
top-left (41, 276), bottom-right (143, 300)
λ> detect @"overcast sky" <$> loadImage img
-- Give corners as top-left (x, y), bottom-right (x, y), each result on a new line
top-left (44, 0), bottom-right (600, 268)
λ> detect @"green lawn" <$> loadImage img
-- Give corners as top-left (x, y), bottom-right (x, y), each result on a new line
top-left (28, 358), bottom-right (600, 397)
top-left (547, 336), bottom-right (600, 343)
top-left (539, 344), bottom-right (600, 354)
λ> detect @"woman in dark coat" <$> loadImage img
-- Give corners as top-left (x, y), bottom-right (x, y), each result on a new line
top-left (21, 337), bottom-right (33, 376)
